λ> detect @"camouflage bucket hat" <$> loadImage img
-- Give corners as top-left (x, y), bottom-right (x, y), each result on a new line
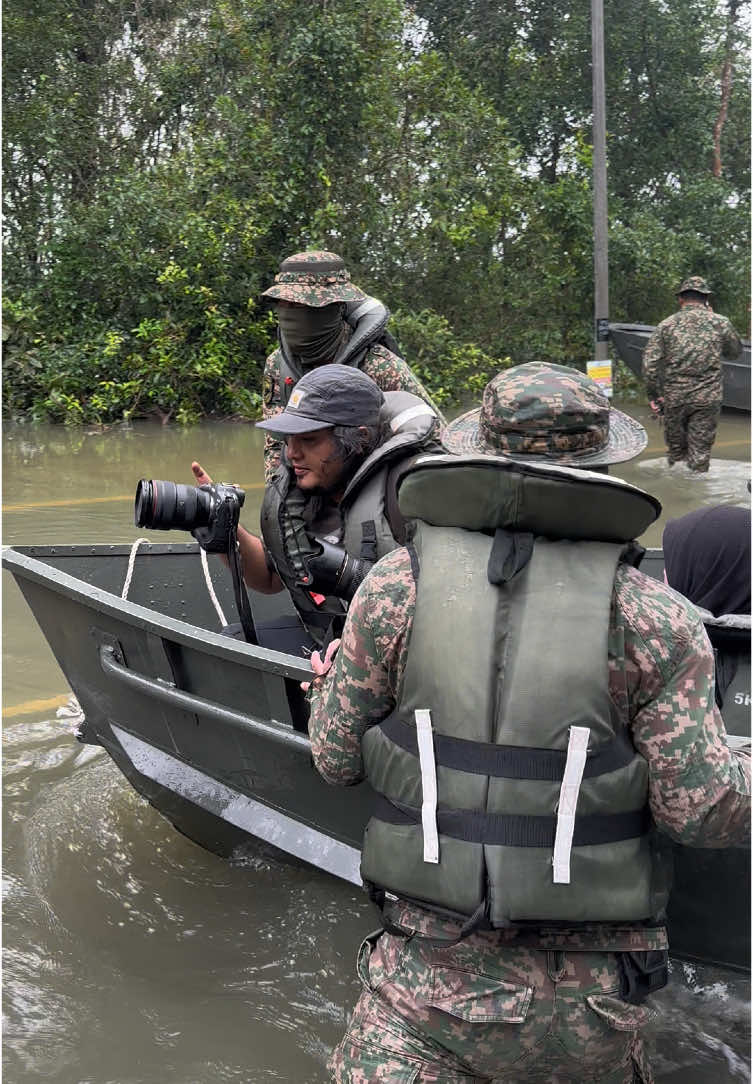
top-left (260, 251), bottom-right (367, 307)
top-left (443, 362), bottom-right (647, 467)
top-left (677, 276), bottom-right (712, 295)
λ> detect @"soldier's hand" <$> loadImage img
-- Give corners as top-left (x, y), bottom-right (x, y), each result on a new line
top-left (649, 398), bottom-right (664, 416)
top-left (301, 638), bottom-right (341, 692)
top-left (191, 461), bottom-right (213, 486)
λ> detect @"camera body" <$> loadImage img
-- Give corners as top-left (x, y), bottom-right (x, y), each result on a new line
top-left (134, 478), bottom-right (245, 553)
top-left (190, 483), bottom-right (245, 553)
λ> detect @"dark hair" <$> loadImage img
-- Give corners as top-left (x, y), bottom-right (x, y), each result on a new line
top-left (330, 422), bottom-right (384, 462)
top-left (679, 290), bottom-right (709, 304)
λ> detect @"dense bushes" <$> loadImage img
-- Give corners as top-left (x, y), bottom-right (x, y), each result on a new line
top-left (3, 0), bottom-right (749, 424)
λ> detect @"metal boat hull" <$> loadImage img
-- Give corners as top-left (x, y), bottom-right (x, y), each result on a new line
top-left (609, 322), bottom-right (751, 412)
top-left (3, 542), bottom-right (749, 971)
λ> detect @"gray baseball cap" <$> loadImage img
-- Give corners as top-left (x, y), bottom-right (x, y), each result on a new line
top-left (255, 364), bottom-right (385, 436)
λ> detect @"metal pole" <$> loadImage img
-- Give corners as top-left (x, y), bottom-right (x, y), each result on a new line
top-left (591, 0), bottom-right (609, 360)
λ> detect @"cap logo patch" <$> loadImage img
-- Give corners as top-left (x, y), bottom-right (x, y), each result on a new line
top-left (289, 388), bottom-right (306, 410)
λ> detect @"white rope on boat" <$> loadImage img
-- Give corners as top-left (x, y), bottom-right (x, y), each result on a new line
top-left (121, 538), bottom-right (151, 599)
top-left (120, 537), bottom-right (228, 627)
top-left (199, 547), bottom-right (228, 627)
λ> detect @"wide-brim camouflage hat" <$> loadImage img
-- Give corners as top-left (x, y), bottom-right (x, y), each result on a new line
top-left (677, 276), bottom-right (712, 295)
top-left (260, 251), bottom-right (367, 307)
top-left (443, 362), bottom-right (647, 467)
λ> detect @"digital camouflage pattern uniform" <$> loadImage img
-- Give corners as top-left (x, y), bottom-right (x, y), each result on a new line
top-left (260, 251), bottom-right (443, 480)
top-left (642, 277), bottom-right (742, 472)
top-left (308, 551), bottom-right (750, 1083)
top-left (307, 363), bottom-right (750, 1084)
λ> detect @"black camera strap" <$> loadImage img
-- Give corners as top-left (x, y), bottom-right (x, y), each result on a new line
top-left (227, 524), bottom-right (258, 645)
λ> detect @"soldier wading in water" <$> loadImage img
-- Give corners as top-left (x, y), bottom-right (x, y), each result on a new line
top-left (259, 250), bottom-right (444, 480)
top-left (305, 362), bottom-right (751, 1083)
top-left (642, 276), bottom-right (742, 472)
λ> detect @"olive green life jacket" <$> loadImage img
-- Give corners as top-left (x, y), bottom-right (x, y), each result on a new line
top-left (260, 393), bottom-right (439, 646)
top-left (360, 454), bottom-right (671, 928)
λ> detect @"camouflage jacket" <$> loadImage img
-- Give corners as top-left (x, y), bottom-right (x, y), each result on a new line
top-left (308, 548), bottom-right (750, 950)
top-left (261, 341), bottom-right (443, 480)
top-left (642, 303), bottom-right (742, 404)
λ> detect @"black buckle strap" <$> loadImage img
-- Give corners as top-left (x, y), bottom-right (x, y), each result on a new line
top-left (359, 520), bottom-right (378, 563)
top-left (487, 528), bottom-right (534, 585)
top-left (618, 950), bottom-right (669, 1004)
top-left (379, 714), bottom-right (636, 781)
top-left (371, 794), bottom-right (650, 847)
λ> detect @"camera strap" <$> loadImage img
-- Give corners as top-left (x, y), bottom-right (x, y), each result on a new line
top-left (227, 524), bottom-right (258, 645)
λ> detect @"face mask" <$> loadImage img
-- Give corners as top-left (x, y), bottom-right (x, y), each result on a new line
top-left (277, 302), bottom-right (345, 366)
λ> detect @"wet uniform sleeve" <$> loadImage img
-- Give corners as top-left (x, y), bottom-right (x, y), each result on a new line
top-left (261, 351), bottom-right (284, 482)
top-left (641, 324), bottom-right (666, 401)
top-left (308, 548), bottom-right (415, 785)
top-left (619, 567), bottom-right (750, 848)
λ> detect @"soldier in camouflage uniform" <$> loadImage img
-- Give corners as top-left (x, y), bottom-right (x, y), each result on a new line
top-left (260, 251), bottom-right (444, 480)
top-left (642, 276), bottom-right (742, 472)
top-left (306, 363), bottom-right (751, 1083)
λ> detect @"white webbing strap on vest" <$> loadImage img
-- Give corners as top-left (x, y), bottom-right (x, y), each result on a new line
top-left (390, 404), bottom-right (436, 433)
top-left (552, 725), bottom-right (590, 884)
top-left (348, 297), bottom-right (382, 322)
top-left (415, 709), bottom-right (440, 864)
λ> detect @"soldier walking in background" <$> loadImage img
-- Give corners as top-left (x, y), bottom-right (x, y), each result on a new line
top-left (259, 250), bottom-right (444, 479)
top-left (643, 276), bottom-right (742, 472)
top-left (305, 363), bottom-right (750, 1083)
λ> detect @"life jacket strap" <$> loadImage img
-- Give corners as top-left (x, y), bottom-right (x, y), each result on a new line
top-left (377, 714), bottom-right (635, 780)
top-left (370, 796), bottom-right (650, 848)
top-left (415, 709), bottom-right (439, 864)
top-left (359, 520), bottom-right (378, 563)
top-left (552, 725), bottom-right (590, 884)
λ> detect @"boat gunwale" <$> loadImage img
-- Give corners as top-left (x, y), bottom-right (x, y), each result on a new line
top-left (609, 320), bottom-right (752, 353)
top-left (1, 543), bottom-right (314, 682)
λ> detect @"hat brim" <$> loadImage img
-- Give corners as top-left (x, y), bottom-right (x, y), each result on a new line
top-left (442, 404), bottom-right (647, 466)
top-left (260, 283), bottom-right (368, 306)
top-left (255, 414), bottom-right (334, 436)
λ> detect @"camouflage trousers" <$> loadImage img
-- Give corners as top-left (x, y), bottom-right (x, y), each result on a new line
top-left (663, 400), bottom-right (721, 472)
top-left (329, 928), bottom-right (654, 1083)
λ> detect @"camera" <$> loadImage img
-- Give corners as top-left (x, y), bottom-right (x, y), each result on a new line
top-left (134, 478), bottom-right (245, 554)
top-left (301, 537), bottom-right (373, 601)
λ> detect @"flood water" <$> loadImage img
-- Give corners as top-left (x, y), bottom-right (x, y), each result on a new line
top-left (3, 405), bottom-right (751, 1083)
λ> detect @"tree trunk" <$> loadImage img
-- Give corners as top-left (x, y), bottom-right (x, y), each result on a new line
top-left (712, 0), bottom-right (741, 178)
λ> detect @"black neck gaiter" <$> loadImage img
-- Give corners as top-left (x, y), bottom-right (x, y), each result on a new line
top-left (277, 303), bottom-right (346, 367)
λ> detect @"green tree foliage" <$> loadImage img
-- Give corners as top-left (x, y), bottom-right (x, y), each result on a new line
top-left (2, 0), bottom-right (749, 424)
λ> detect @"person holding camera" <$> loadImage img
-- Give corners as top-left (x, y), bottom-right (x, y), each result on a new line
top-left (192, 364), bottom-right (441, 655)
top-left (642, 276), bottom-right (742, 472)
top-left (259, 250), bottom-right (444, 481)
top-left (304, 363), bottom-right (750, 1083)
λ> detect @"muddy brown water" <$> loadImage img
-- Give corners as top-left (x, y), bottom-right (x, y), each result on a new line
top-left (3, 407), bottom-right (750, 1083)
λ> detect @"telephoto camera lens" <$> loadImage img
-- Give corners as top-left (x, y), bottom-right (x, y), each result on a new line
top-left (134, 479), bottom-right (214, 531)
